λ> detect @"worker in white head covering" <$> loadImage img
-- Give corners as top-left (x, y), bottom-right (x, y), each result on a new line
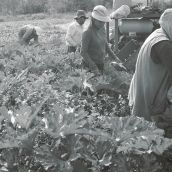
top-left (80, 5), bottom-right (123, 74)
top-left (128, 8), bottom-right (172, 138)
top-left (159, 8), bottom-right (172, 41)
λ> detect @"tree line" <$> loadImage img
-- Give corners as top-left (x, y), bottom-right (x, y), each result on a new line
top-left (0, 0), bottom-right (112, 15)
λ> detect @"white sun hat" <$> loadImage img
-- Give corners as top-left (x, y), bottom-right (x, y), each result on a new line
top-left (91, 5), bottom-right (110, 22)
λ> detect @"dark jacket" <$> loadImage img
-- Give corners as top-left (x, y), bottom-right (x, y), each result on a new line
top-left (18, 25), bottom-right (38, 45)
top-left (81, 20), bottom-right (112, 72)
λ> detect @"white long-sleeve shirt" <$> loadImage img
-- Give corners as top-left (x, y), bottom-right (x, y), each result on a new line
top-left (65, 21), bottom-right (84, 47)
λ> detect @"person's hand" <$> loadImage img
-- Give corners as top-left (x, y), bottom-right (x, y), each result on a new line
top-left (76, 46), bottom-right (81, 53)
top-left (111, 54), bottom-right (123, 64)
top-left (111, 62), bottom-right (127, 71)
top-left (167, 86), bottom-right (172, 103)
top-left (90, 64), bottom-right (101, 76)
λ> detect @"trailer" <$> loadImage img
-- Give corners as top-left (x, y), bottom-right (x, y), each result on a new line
top-left (109, 0), bottom-right (172, 71)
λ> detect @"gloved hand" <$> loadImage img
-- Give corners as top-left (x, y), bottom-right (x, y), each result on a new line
top-left (111, 61), bottom-right (127, 71)
top-left (76, 46), bottom-right (81, 53)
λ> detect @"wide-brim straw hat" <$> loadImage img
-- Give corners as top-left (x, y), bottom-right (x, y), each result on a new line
top-left (91, 5), bottom-right (110, 22)
top-left (74, 10), bottom-right (88, 19)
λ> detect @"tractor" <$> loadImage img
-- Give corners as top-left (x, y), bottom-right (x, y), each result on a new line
top-left (109, 0), bottom-right (172, 72)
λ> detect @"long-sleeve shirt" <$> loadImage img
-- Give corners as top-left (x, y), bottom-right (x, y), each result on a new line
top-left (65, 21), bottom-right (84, 47)
top-left (18, 25), bottom-right (38, 45)
top-left (81, 23), bottom-right (118, 71)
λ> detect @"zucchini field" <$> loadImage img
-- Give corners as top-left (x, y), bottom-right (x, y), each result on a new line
top-left (0, 16), bottom-right (172, 172)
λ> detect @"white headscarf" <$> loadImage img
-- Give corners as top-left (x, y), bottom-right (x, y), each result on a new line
top-left (159, 8), bottom-right (172, 41)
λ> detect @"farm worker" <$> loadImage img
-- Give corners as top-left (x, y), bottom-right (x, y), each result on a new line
top-left (18, 25), bottom-right (39, 45)
top-left (128, 9), bottom-right (172, 138)
top-left (65, 10), bottom-right (88, 53)
top-left (80, 5), bottom-right (123, 74)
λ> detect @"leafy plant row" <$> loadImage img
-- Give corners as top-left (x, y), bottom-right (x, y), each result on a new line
top-left (0, 44), bottom-right (172, 172)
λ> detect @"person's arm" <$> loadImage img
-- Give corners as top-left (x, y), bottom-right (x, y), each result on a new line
top-left (106, 42), bottom-right (126, 71)
top-left (151, 40), bottom-right (172, 84)
top-left (80, 30), bottom-right (98, 71)
top-left (65, 24), bottom-right (77, 46)
top-left (22, 28), bottom-right (33, 44)
top-left (106, 42), bottom-right (121, 63)
top-left (151, 40), bottom-right (172, 129)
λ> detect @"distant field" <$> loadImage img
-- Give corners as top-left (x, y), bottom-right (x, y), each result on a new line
top-left (0, 14), bottom-right (74, 47)
top-left (0, 0), bottom-right (148, 46)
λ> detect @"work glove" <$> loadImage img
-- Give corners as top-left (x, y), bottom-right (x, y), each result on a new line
top-left (111, 61), bottom-right (127, 71)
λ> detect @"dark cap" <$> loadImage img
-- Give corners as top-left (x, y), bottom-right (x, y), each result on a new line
top-left (74, 10), bottom-right (88, 19)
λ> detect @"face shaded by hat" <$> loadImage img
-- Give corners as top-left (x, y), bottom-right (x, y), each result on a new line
top-left (159, 8), bottom-right (172, 40)
top-left (74, 10), bottom-right (88, 19)
top-left (91, 5), bottom-right (110, 22)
